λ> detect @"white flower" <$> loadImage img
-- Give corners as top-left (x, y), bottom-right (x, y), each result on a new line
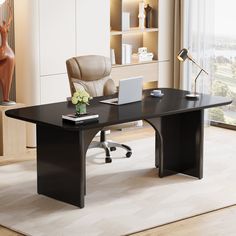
top-left (73, 91), bottom-right (80, 97)
top-left (71, 96), bottom-right (78, 105)
top-left (71, 89), bottom-right (92, 105)
top-left (83, 97), bottom-right (89, 103)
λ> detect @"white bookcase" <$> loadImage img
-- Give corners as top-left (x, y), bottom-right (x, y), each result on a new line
top-left (110, 0), bottom-right (174, 86)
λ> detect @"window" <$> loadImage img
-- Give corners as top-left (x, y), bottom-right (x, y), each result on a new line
top-left (209, 0), bottom-right (236, 126)
top-left (185, 0), bottom-right (235, 127)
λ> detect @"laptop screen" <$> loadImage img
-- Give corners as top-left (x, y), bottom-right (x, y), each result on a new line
top-left (118, 76), bottom-right (143, 105)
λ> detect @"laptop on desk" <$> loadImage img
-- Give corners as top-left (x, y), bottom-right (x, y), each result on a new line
top-left (100, 76), bottom-right (143, 105)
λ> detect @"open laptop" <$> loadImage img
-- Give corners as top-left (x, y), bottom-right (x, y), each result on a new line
top-left (100, 76), bottom-right (143, 105)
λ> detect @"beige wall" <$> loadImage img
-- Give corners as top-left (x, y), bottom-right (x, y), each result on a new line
top-left (158, 0), bottom-right (175, 88)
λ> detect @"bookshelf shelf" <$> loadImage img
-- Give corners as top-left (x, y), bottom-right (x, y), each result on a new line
top-left (112, 59), bottom-right (158, 68)
top-left (111, 27), bottom-right (159, 36)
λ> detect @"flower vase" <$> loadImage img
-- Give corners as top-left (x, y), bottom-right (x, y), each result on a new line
top-left (76, 103), bottom-right (87, 115)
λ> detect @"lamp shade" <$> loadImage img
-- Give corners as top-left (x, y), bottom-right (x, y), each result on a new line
top-left (0, 0), bottom-right (5, 5)
top-left (177, 48), bottom-right (189, 62)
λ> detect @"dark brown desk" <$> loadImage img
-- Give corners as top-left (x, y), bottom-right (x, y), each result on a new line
top-left (6, 88), bottom-right (232, 208)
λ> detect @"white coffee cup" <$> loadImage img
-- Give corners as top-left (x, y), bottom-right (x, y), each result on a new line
top-left (152, 89), bottom-right (162, 96)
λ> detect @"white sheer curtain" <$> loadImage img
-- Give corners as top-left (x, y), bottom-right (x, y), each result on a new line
top-left (183, 0), bottom-right (215, 95)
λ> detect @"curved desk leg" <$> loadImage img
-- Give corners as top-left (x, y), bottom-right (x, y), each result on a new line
top-left (82, 128), bottom-right (103, 196)
top-left (37, 124), bottom-right (101, 208)
top-left (145, 118), bottom-right (162, 169)
top-left (146, 110), bottom-right (204, 179)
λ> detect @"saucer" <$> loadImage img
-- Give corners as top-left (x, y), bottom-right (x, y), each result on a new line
top-left (150, 92), bottom-right (164, 98)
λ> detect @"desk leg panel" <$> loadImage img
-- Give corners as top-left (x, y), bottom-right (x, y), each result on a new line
top-left (36, 124), bottom-right (86, 208)
top-left (159, 110), bottom-right (204, 179)
top-left (145, 118), bottom-right (162, 168)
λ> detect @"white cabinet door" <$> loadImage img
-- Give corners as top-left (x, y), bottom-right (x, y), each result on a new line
top-left (40, 74), bottom-right (71, 104)
top-left (39, 0), bottom-right (76, 76)
top-left (76, 0), bottom-right (110, 57)
top-left (158, 0), bottom-right (175, 61)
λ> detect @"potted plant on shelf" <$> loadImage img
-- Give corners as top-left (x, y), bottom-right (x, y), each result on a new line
top-left (71, 89), bottom-right (92, 115)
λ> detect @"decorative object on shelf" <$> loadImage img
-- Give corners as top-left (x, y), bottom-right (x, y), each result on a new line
top-left (138, 47), bottom-right (148, 54)
top-left (71, 89), bottom-right (92, 115)
top-left (122, 12), bottom-right (130, 31)
top-left (0, 0), bottom-right (15, 106)
top-left (145, 4), bottom-right (152, 28)
top-left (110, 48), bottom-right (116, 65)
top-left (132, 47), bottom-right (154, 63)
top-left (122, 44), bottom-right (132, 64)
top-left (138, 1), bottom-right (145, 29)
top-left (177, 48), bottom-right (209, 99)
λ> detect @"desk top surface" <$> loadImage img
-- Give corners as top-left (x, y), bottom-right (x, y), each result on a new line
top-left (6, 88), bottom-right (232, 131)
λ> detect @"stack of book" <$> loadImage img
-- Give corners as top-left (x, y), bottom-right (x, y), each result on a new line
top-left (122, 44), bottom-right (132, 64)
top-left (122, 12), bottom-right (130, 31)
top-left (62, 113), bottom-right (99, 124)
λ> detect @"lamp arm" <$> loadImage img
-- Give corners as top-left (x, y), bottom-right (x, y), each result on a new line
top-left (189, 57), bottom-right (209, 75)
top-left (195, 69), bottom-right (204, 83)
top-left (193, 69), bottom-right (204, 95)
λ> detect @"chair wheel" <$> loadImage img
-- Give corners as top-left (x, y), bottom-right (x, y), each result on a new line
top-left (105, 157), bottom-right (112, 163)
top-left (126, 152), bottom-right (132, 158)
top-left (110, 147), bottom-right (116, 152)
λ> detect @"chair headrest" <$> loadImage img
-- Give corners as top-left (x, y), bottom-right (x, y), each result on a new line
top-left (66, 55), bottom-right (112, 81)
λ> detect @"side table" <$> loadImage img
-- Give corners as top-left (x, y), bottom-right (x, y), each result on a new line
top-left (0, 103), bottom-right (26, 157)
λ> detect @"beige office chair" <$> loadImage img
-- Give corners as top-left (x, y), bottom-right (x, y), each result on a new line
top-left (66, 55), bottom-right (132, 163)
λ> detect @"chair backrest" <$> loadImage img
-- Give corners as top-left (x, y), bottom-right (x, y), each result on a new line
top-left (66, 55), bottom-right (116, 97)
